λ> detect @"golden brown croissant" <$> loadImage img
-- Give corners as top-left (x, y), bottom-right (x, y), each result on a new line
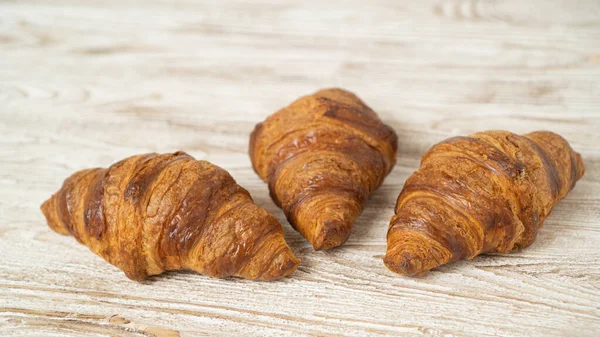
top-left (249, 88), bottom-right (398, 250)
top-left (385, 131), bottom-right (584, 276)
top-left (41, 152), bottom-right (299, 281)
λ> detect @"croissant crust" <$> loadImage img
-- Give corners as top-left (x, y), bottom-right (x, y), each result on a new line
top-left (385, 131), bottom-right (584, 276)
top-left (41, 152), bottom-right (299, 281)
top-left (250, 88), bottom-right (398, 250)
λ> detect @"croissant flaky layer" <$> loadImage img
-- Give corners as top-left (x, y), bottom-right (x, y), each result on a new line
top-left (250, 88), bottom-right (398, 250)
top-left (385, 131), bottom-right (584, 276)
top-left (41, 152), bottom-right (299, 281)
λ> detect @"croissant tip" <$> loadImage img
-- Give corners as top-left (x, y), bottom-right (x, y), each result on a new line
top-left (576, 152), bottom-right (585, 179)
top-left (311, 219), bottom-right (351, 251)
top-left (40, 198), bottom-right (49, 214)
top-left (40, 195), bottom-right (70, 235)
top-left (383, 252), bottom-right (424, 277)
top-left (383, 231), bottom-right (452, 277)
top-left (258, 249), bottom-right (300, 281)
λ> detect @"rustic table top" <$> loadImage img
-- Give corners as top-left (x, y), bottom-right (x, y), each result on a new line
top-left (1, 1), bottom-right (599, 336)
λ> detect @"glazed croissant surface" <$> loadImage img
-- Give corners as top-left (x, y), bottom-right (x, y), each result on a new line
top-left (250, 88), bottom-right (398, 250)
top-left (41, 152), bottom-right (299, 281)
top-left (385, 131), bottom-right (584, 276)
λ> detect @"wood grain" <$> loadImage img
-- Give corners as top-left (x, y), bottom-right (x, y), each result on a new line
top-left (1, 0), bottom-right (599, 336)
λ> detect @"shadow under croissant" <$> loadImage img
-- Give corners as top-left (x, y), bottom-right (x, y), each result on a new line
top-left (141, 260), bottom-right (300, 283)
top-left (140, 270), bottom-right (271, 285)
top-left (381, 253), bottom-right (506, 278)
top-left (382, 234), bottom-right (562, 278)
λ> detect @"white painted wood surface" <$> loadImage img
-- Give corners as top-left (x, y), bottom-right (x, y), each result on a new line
top-left (1, 0), bottom-right (599, 336)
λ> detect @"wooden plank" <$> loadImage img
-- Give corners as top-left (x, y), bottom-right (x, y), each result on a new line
top-left (1, 0), bottom-right (599, 336)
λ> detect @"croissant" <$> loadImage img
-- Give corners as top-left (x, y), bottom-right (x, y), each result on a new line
top-left (41, 152), bottom-right (299, 281)
top-left (249, 88), bottom-right (398, 250)
top-left (385, 130), bottom-right (584, 276)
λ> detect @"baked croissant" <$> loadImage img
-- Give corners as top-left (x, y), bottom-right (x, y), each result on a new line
top-left (41, 152), bottom-right (299, 281)
top-left (250, 88), bottom-right (398, 250)
top-left (385, 131), bottom-right (584, 276)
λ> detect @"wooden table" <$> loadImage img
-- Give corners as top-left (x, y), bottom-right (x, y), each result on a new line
top-left (1, 1), bottom-right (599, 336)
